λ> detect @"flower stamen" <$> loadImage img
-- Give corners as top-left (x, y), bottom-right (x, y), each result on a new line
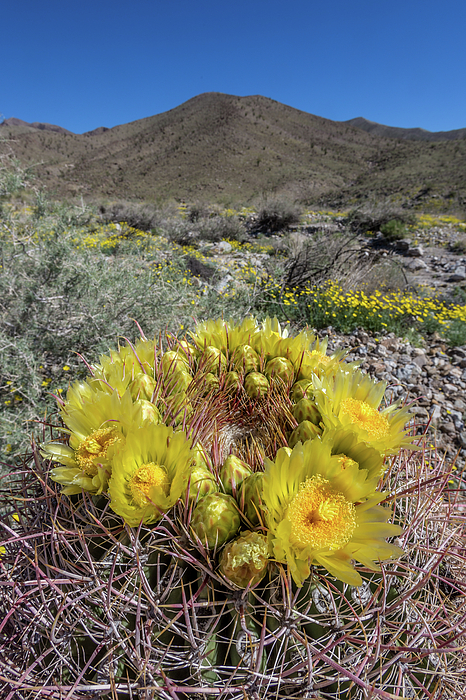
top-left (76, 427), bottom-right (120, 475)
top-left (340, 398), bottom-right (390, 440)
top-left (335, 454), bottom-right (359, 471)
top-left (129, 462), bottom-right (170, 508)
top-left (287, 475), bottom-right (356, 551)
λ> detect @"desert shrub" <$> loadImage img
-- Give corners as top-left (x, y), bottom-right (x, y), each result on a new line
top-left (186, 200), bottom-right (221, 222)
top-left (355, 256), bottom-right (408, 292)
top-left (163, 214), bottom-right (246, 245)
top-left (49, 199), bottom-right (95, 232)
top-left (99, 201), bottom-right (162, 232)
top-left (158, 217), bottom-right (193, 245)
top-left (380, 218), bottom-right (407, 240)
top-left (346, 201), bottom-right (416, 234)
top-left (0, 220), bottom-right (254, 459)
top-left (281, 231), bottom-right (375, 291)
top-left (32, 190), bottom-right (50, 219)
top-left (253, 198), bottom-right (302, 233)
top-left (0, 141), bottom-right (36, 202)
top-left (445, 319), bottom-right (466, 346)
top-left (197, 214), bottom-right (246, 242)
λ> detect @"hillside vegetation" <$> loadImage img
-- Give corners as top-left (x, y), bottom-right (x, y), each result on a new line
top-left (2, 92), bottom-right (466, 208)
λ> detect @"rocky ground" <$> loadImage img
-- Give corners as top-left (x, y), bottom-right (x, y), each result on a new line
top-left (314, 221), bottom-right (466, 476)
top-left (325, 327), bottom-right (466, 471)
top-left (368, 224), bottom-right (466, 290)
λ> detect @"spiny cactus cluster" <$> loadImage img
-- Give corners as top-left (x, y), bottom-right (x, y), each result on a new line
top-left (0, 317), bottom-right (465, 699)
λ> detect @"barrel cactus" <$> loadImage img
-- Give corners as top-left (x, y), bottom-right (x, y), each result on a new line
top-left (1, 317), bottom-right (465, 699)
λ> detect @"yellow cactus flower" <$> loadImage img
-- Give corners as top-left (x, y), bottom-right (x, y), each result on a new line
top-left (108, 423), bottom-right (193, 526)
top-left (91, 338), bottom-right (158, 396)
top-left (254, 317), bottom-right (315, 366)
top-left (314, 369), bottom-right (417, 455)
top-left (43, 388), bottom-right (156, 495)
top-left (189, 317), bottom-right (258, 355)
top-left (262, 439), bottom-right (402, 587)
top-left (298, 337), bottom-right (358, 380)
top-left (320, 428), bottom-right (385, 483)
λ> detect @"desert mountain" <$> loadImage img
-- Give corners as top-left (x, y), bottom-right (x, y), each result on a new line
top-left (2, 117), bottom-right (73, 135)
top-left (344, 117), bottom-right (466, 142)
top-left (2, 93), bottom-right (465, 206)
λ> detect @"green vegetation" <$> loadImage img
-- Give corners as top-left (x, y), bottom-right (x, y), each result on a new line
top-left (1, 160), bottom-right (466, 461)
top-left (257, 279), bottom-right (466, 344)
top-left (380, 218), bottom-right (407, 240)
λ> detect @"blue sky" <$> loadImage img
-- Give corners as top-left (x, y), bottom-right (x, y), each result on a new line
top-left (2, 0), bottom-right (465, 134)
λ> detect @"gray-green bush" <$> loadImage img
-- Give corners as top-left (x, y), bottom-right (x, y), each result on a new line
top-left (380, 218), bottom-right (408, 240)
top-left (253, 198), bottom-right (302, 233)
top-left (345, 200), bottom-right (416, 234)
top-left (0, 218), bottom-right (252, 461)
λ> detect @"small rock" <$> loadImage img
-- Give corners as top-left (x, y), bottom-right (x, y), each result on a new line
top-left (396, 363), bottom-right (422, 382)
top-left (447, 409), bottom-right (464, 428)
top-left (368, 362), bottom-right (386, 374)
top-left (444, 382), bottom-right (458, 393)
top-left (380, 338), bottom-right (400, 352)
top-left (408, 245), bottom-right (424, 257)
top-left (213, 241), bottom-right (233, 254)
top-left (395, 240), bottom-right (410, 253)
top-left (448, 266), bottom-right (466, 281)
top-left (430, 405), bottom-right (443, 425)
top-left (447, 367), bottom-right (463, 379)
top-left (412, 353), bottom-right (428, 368)
top-left (410, 406), bottom-right (429, 418)
top-left (214, 274), bottom-right (233, 293)
top-left (406, 259), bottom-right (429, 271)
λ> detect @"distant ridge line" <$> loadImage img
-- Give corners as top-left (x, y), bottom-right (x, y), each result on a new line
top-left (343, 116), bottom-right (466, 142)
top-left (2, 94), bottom-right (465, 140)
top-left (2, 117), bottom-right (74, 135)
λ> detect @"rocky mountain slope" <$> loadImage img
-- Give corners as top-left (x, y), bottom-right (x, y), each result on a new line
top-left (2, 93), bottom-right (465, 207)
top-left (344, 116), bottom-right (466, 142)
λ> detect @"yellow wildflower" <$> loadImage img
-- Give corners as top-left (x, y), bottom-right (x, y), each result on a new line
top-left (262, 439), bottom-right (402, 587)
top-left (108, 423), bottom-right (193, 526)
top-left (314, 369), bottom-right (417, 455)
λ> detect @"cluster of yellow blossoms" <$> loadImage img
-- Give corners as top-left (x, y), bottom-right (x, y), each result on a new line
top-left (43, 318), bottom-right (416, 588)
